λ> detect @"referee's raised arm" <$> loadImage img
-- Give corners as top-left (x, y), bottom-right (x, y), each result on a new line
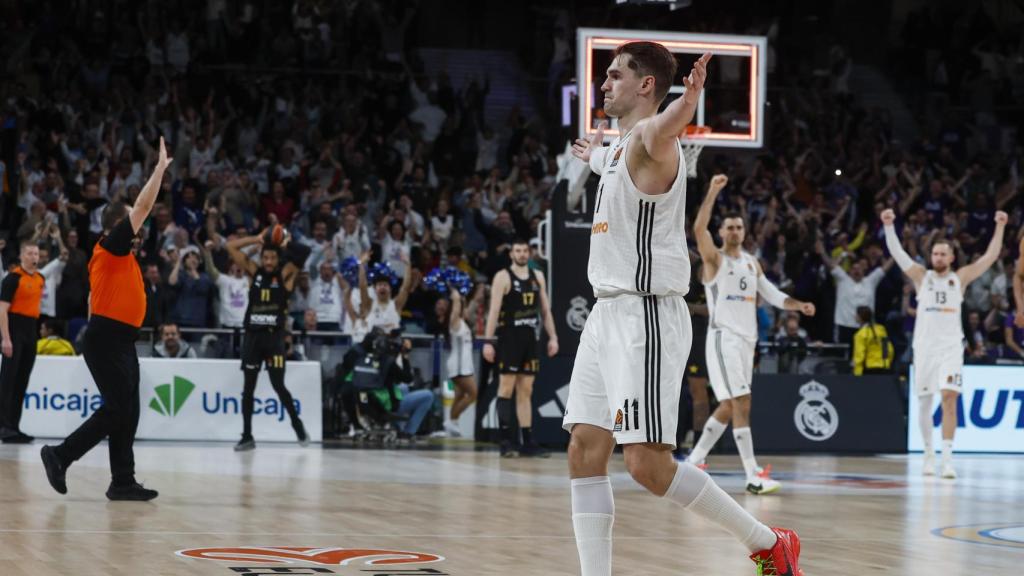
top-left (128, 137), bottom-right (173, 234)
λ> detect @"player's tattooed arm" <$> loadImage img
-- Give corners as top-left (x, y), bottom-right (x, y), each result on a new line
top-left (957, 211), bottom-right (1008, 289)
top-left (754, 259), bottom-right (815, 316)
top-left (694, 174), bottom-right (726, 281)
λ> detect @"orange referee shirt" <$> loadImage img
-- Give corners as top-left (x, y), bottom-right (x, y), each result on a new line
top-left (0, 265), bottom-right (44, 319)
top-left (89, 218), bottom-right (146, 328)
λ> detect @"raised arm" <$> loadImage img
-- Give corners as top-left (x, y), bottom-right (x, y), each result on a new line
top-left (957, 211), bottom-right (1008, 288)
top-left (130, 137), bottom-right (173, 234)
top-left (881, 209), bottom-right (925, 287)
top-left (202, 241), bottom-right (221, 283)
top-left (755, 260), bottom-right (815, 316)
top-left (448, 287), bottom-right (464, 328)
top-left (693, 174), bottom-right (727, 281)
top-left (640, 53), bottom-right (710, 163)
top-left (226, 234), bottom-right (261, 277)
top-left (358, 253), bottom-right (372, 319)
top-left (534, 271), bottom-right (559, 357)
top-left (570, 122), bottom-right (608, 175)
top-left (1014, 236), bottom-right (1024, 328)
top-left (481, 271), bottom-right (510, 363)
top-left (168, 251), bottom-right (183, 286)
top-left (393, 255), bottom-right (418, 313)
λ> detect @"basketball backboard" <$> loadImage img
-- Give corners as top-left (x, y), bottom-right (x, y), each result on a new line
top-left (577, 28), bottom-right (767, 149)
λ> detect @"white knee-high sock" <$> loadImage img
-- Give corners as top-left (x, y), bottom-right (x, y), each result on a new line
top-left (687, 416), bottom-right (728, 465)
top-left (918, 394), bottom-right (934, 454)
top-left (664, 462), bottom-right (776, 553)
top-left (571, 476), bottom-right (614, 576)
top-left (733, 427), bottom-right (759, 479)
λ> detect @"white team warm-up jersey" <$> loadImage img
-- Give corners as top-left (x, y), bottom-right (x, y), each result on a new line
top-left (704, 251), bottom-right (759, 344)
top-left (588, 131), bottom-right (690, 298)
top-left (912, 270), bottom-right (965, 353)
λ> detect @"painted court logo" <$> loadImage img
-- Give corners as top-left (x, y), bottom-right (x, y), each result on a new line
top-left (934, 524), bottom-right (1024, 549)
top-left (176, 547), bottom-right (445, 565)
top-left (150, 376), bottom-right (196, 417)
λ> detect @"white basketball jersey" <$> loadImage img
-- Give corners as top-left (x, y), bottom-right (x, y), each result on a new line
top-left (587, 131), bottom-right (690, 298)
top-left (913, 270), bottom-right (964, 352)
top-left (704, 251), bottom-right (759, 343)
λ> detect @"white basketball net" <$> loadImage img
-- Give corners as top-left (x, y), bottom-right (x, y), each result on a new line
top-left (682, 140), bottom-right (704, 179)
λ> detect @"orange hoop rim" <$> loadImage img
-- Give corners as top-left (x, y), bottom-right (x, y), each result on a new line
top-left (684, 125), bottom-right (713, 138)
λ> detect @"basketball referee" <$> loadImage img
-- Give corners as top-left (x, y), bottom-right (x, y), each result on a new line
top-left (41, 138), bottom-right (172, 501)
top-left (0, 242), bottom-right (44, 443)
top-left (226, 231), bottom-right (308, 451)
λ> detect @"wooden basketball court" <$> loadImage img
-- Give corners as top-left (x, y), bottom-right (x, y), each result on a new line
top-left (0, 442), bottom-right (1019, 575)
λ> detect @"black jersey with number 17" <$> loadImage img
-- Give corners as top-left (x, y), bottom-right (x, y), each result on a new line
top-left (499, 267), bottom-right (541, 333)
top-left (244, 269), bottom-right (289, 331)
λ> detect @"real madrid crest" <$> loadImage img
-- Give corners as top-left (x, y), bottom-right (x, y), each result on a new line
top-left (566, 296), bottom-right (591, 332)
top-left (793, 380), bottom-right (839, 441)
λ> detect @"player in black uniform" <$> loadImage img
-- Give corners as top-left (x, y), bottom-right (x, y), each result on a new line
top-left (677, 258), bottom-right (711, 458)
top-left (226, 232), bottom-right (308, 451)
top-left (482, 239), bottom-right (558, 457)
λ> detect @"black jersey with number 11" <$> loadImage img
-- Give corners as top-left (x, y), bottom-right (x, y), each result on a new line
top-left (244, 269), bottom-right (289, 331)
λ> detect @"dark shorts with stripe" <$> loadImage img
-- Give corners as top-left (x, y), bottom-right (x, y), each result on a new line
top-left (496, 328), bottom-right (539, 375)
top-left (241, 330), bottom-right (287, 372)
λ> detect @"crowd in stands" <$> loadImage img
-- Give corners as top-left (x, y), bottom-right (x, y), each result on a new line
top-left (1, 0), bottom-right (1021, 371)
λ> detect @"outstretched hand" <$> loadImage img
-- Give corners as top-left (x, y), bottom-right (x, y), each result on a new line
top-left (682, 53), bottom-right (712, 103)
top-left (572, 121), bottom-right (606, 163)
top-left (157, 137), bottom-right (173, 171)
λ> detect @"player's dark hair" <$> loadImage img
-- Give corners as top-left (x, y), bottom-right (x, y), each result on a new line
top-left (511, 237), bottom-right (530, 248)
top-left (721, 212), bottom-right (745, 225)
top-left (101, 201), bottom-right (129, 231)
top-left (613, 41), bottom-right (679, 103)
top-left (260, 244), bottom-right (282, 257)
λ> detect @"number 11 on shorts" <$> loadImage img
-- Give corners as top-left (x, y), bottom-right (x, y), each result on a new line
top-left (617, 398), bottom-right (639, 432)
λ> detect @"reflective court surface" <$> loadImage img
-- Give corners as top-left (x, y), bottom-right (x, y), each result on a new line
top-left (0, 443), bottom-right (1021, 575)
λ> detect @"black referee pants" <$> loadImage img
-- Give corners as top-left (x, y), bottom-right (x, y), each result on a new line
top-left (55, 317), bottom-right (140, 486)
top-left (0, 316), bottom-right (38, 434)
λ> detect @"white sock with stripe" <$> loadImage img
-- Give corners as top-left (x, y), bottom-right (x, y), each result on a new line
top-left (664, 462), bottom-right (776, 553)
top-left (733, 427), bottom-right (760, 479)
top-left (687, 416), bottom-right (728, 465)
top-left (571, 476), bottom-right (614, 576)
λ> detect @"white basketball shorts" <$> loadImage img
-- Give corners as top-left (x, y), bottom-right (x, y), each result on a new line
top-left (913, 347), bottom-right (963, 396)
top-left (562, 294), bottom-right (691, 446)
top-left (705, 327), bottom-right (756, 400)
top-left (446, 338), bottom-right (475, 378)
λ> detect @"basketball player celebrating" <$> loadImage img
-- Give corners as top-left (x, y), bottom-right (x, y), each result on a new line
top-left (882, 208), bottom-right (1007, 479)
top-left (564, 45), bottom-right (802, 576)
top-left (687, 174), bottom-right (815, 494)
top-left (482, 239), bottom-right (559, 458)
top-left (41, 138), bottom-right (172, 501)
top-left (226, 230), bottom-right (309, 452)
top-left (0, 242), bottom-right (43, 443)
